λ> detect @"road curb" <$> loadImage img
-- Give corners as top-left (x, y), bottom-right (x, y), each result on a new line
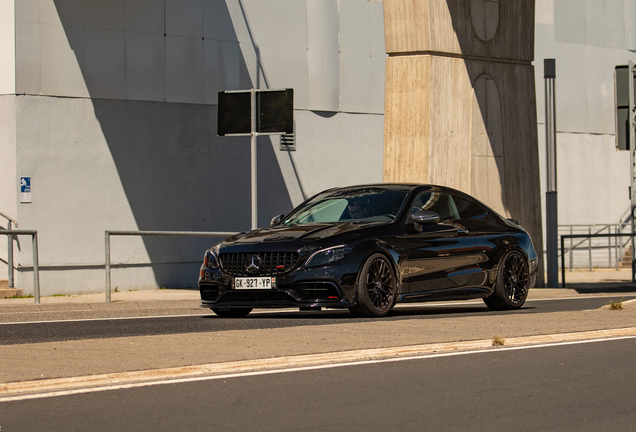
top-left (2, 326), bottom-right (636, 400)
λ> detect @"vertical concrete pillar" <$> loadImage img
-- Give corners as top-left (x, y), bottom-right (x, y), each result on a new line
top-left (383, 0), bottom-right (544, 284)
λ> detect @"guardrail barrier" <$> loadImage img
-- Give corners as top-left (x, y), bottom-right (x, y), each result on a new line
top-left (0, 230), bottom-right (40, 303)
top-left (105, 230), bottom-right (238, 302)
top-left (560, 233), bottom-right (636, 289)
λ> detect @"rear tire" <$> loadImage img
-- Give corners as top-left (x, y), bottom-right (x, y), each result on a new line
top-left (211, 307), bottom-right (252, 318)
top-left (484, 249), bottom-right (529, 311)
top-left (349, 253), bottom-right (396, 317)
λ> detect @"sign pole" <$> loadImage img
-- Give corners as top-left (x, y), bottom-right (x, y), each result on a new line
top-left (217, 88), bottom-right (293, 230)
top-left (545, 59), bottom-right (558, 287)
top-left (251, 88), bottom-right (258, 230)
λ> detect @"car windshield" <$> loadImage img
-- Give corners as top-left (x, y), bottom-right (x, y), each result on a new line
top-left (283, 188), bottom-right (409, 224)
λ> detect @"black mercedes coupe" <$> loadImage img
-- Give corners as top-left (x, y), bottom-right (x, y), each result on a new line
top-left (199, 184), bottom-right (538, 317)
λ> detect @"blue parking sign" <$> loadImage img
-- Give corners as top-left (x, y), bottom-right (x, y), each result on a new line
top-left (20, 177), bottom-right (31, 203)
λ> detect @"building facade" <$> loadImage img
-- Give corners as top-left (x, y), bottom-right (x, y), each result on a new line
top-left (1, 0), bottom-right (636, 294)
top-left (0, 0), bottom-right (386, 293)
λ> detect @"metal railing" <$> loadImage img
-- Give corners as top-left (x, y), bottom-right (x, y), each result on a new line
top-left (560, 233), bottom-right (636, 288)
top-left (0, 229), bottom-right (40, 303)
top-left (557, 224), bottom-right (631, 270)
top-left (0, 211), bottom-right (18, 289)
top-left (105, 230), bottom-right (238, 302)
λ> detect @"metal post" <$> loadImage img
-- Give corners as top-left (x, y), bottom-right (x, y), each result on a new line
top-left (630, 60), bottom-right (636, 282)
top-left (7, 221), bottom-right (13, 288)
top-left (588, 226), bottom-right (592, 271)
top-left (620, 223), bottom-right (624, 262)
top-left (608, 225), bottom-right (612, 268)
top-left (561, 235), bottom-right (565, 288)
top-left (545, 59), bottom-right (559, 287)
top-left (615, 226), bottom-right (619, 270)
top-left (0, 229), bottom-right (38, 303)
top-left (569, 225), bottom-right (573, 271)
top-left (251, 88), bottom-right (258, 230)
top-left (32, 232), bottom-right (40, 304)
top-left (105, 231), bottom-right (111, 303)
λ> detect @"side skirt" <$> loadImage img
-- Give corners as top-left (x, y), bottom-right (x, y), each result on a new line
top-left (397, 287), bottom-right (493, 303)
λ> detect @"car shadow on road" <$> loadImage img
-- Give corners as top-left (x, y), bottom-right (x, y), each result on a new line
top-left (199, 304), bottom-right (536, 320)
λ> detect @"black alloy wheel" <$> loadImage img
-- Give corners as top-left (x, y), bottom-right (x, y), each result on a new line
top-left (211, 307), bottom-right (253, 318)
top-left (350, 253), bottom-right (396, 317)
top-left (484, 249), bottom-right (529, 311)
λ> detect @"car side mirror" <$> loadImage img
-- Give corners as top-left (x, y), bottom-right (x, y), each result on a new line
top-left (411, 210), bottom-right (440, 225)
top-left (270, 214), bottom-right (285, 226)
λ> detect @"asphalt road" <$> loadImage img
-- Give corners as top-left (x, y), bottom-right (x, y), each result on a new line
top-left (1, 337), bottom-right (634, 432)
top-left (1, 296), bottom-right (633, 345)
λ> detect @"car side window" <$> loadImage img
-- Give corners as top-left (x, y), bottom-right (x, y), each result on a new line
top-left (453, 195), bottom-right (488, 219)
top-left (410, 192), bottom-right (459, 221)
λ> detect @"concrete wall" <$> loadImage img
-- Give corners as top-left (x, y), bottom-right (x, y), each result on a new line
top-left (0, 96), bottom-right (17, 281)
top-left (4, 0), bottom-right (386, 294)
top-left (9, 97), bottom-right (383, 294)
top-left (535, 0), bottom-right (636, 231)
top-left (12, 95), bottom-right (292, 293)
top-left (12, 0), bottom-right (385, 112)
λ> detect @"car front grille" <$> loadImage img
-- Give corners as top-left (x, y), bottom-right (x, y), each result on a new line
top-left (219, 252), bottom-right (299, 277)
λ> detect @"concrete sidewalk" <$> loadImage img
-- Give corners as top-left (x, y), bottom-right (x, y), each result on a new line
top-left (0, 287), bottom-right (627, 317)
top-left (0, 288), bottom-right (200, 311)
top-left (561, 268), bottom-right (636, 292)
top-left (2, 267), bottom-right (636, 312)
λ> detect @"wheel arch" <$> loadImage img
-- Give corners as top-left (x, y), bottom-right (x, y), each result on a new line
top-left (352, 245), bottom-right (400, 302)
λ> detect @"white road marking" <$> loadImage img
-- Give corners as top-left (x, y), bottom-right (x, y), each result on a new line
top-left (2, 328), bottom-right (636, 403)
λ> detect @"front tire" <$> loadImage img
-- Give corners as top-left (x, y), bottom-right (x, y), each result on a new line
top-left (211, 307), bottom-right (252, 318)
top-left (349, 253), bottom-right (396, 317)
top-left (484, 249), bottom-right (529, 311)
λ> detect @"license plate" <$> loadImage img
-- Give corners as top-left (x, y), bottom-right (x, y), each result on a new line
top-left (234, 277), bottom-right (276, 290)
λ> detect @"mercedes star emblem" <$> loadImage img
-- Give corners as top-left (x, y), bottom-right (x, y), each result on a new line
top-left (245, 255), bottom-right (261, 275)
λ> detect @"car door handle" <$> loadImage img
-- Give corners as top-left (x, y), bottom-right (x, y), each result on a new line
top-left (457, 229), bottom-right (470, 235)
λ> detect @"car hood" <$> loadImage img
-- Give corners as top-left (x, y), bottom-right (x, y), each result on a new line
top-left (221, 222), bottom-right (383, 250)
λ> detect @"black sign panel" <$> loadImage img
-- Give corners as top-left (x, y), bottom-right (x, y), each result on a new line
top-left (258, 89), bottom-right (294, 134)
top-left (217, 89), bottom-right (294, 136)
top-left (218, 91), bottom-right (251, 136)
top-left (615, 66), bottom-right (636, 150)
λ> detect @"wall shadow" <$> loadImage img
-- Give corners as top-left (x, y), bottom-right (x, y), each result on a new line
top-left (445, 0), bottom-right (544, 285)
top-left (55, 1), bottom-right (294, 288)
top-left (445, 0), bottom-right (511, 219)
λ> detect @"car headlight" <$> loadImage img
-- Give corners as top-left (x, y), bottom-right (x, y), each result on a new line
top-left (304, 245), bottom-right (351, 268)
top-left (203, 244), bottom-right (221, 270)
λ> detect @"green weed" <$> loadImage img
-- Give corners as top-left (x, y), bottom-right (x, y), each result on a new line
top-left (609, 299), bottom-right (623, 310)
top-left (492, 335), bottom-right (505, 346)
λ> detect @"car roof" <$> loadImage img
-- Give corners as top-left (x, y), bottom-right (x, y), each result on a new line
top-left (321, 183), bottom-right (461, 194)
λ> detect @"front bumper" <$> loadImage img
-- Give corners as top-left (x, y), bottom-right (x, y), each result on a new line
top-left (199, 286), bottom-right (352, 309)
top-left (199, 263), bottom-right (358, 309)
